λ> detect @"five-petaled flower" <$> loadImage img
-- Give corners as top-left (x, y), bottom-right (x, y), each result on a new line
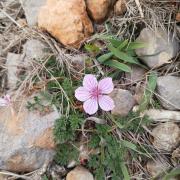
top-left (75, 74), bottom-right (115, 115)
top-left (0, 95), bottom-right (11, 107)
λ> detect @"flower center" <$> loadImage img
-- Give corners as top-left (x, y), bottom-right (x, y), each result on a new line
top-left (90, 87), bottom-right (101, 99)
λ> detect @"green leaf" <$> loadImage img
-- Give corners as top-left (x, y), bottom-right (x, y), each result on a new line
top-left (108, 44), bottom-right (139, 65)
top-left (163, 168), bottom-right (180, 180)
top-left (121, 140), bottom-right (149, 157)
top-left (109, 38), bottom-right (123, 47)
top-left (97, 52), bottom-right (113, 63)
top-left (42, 175), bottom-right (48, 180)
top-left (117, 39), bottom-right (129, 50)
top-left (126, 42), bottom-right (147, 50)
top-left (120, 162), bottom-right (130, 180)
top-left (139, 72), bottom-right (157, 112)
top-left (104, 60), bottom-right (131, 72)
top-left (84, 44), bottom-right (100, 53)
top-left (121, 140), bottom-right (137, 151)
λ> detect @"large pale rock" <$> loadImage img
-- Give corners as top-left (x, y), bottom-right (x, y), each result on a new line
top-left (66, 166), bottom-right (94, 180)
top-left (38, 0), bottom-right (93, 48)
top-left (146, 159), bottom-right (170, 177)
top-left (152, 122), bottom-right (180, 151)
top-left (156, 76), bottom-right (180, 110)
top-left (0, 95), bottom-right (59, 172)
top-left (86, 0), bottom-right (113, 23)
top-left (135, 28), bottom-right (179, 68)
top-left (110, 89), bottom-right (135, 116)
top-left (20, 0), bottom-right (46, 26)
top-left (6, 53), bottom-right (22, 90)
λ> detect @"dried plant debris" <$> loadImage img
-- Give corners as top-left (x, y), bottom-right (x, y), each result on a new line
top-left (0, 0), bottom-right (179, 179)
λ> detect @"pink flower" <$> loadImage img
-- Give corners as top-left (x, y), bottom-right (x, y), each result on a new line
top-left (75, 74), bottom-right (115, 115)
top-left (0, 95), bottom-right (11, 107)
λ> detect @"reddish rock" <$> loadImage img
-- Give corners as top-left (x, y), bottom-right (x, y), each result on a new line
top-left (38, 0), bottom-right (93, 48)
top-left (67, 166), bottom-right (94, 180)
top-left (86, 0), bottom-right (113, 23)
top-left (114, 0), bottom-right (126, 16)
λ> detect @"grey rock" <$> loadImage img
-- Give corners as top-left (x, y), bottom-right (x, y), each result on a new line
top-left (71, 54), bottom-right (88, 72)
top-left (23, 39), bottom-right (48, 63)
top-left (135, 28), bottom-right (179, 68)
top-left (152, 122), bottom-right (180, 151)
top-left (6, 53), bottom-right (22, 90)
top-left (110, 89), bottom-right (135, 116)
top-left (20, 0), bottom-right (46, 26)
top-left (0, 95), bottom-right (59, 172)
top-left (125, 65), bottom-right (146, 83)
top-left (156, 76), bottom-right (180, 110)
top-left (146, 159), bottom-right (170, 177)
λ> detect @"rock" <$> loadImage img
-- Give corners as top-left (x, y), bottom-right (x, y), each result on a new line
top-left (71, 54), bottom-right (87, 72)
top-left (86, 0), bottom-right (113, 23)
top-left (134, 83), bottom-right (145, 104)
top-left (23, 39), bottom-right (49, 63)
top-left (0, 174), bottom-right (7, 180)
top-left (125, 65), bottom-right (146, 84)
top-left (176, 12), bottom-right (180, 22)
top-left (66, 166), bottom-right (94, 180)
top-left (142, 109), bottom-right (180, 122)
top-left (6, 53), bottom-right (22, 90)
top-left (114, 0), bottom-right (126, 16)
top-left (38, 0), bottom-right (93, 48)
top-left (172, 146), bottom-right (180, 166)
top-left (146, 159), bottom-right (170, 177)
top-left (152, 122), bottom-right (180, 151)
top-left (0, 95), bottom-right (59, 172)
top-left (156, 76), bottom-right (180, 110)
top-left (20, 0), bottom-right (46, 26)
top-left (110, 89), bottom-right (135, 116)
top-left (135, 28), bottom-right (179, 68)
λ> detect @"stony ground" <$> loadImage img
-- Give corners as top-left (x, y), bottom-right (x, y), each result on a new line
top-left (0, 0), bottom-right (180, 180)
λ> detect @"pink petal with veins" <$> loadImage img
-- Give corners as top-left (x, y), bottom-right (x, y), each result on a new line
top-left (83, 98), bottom-right (98, 115)
top-left (98, 77), bottom-right (114, 94)
top-left (83, 74), bottom-right (98, 91)
top-left (75, 87), bottom-right (91, 102)
top-left (98, 95), bottom-right (115, 111)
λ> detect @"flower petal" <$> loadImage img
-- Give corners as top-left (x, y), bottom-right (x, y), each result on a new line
top-left (83, 74), bottom-right (98, 91)
top-left (0, 98), bottom-right (8, 106)
top-left (83, 98), bottom-right (98, 115)
top-left (75, 87), bottom-right (91, 102)
top-left (98, 77), bottom-right (114, 94)
top-left (4, 95), bottom-right (11, 102)
top-left (98, 95), bottom-right (115, 111)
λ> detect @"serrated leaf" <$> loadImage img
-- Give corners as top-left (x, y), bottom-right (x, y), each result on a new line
top-left (104, 60), bottom-right (131, 72)
top-left (108, 44), bottom-right (140, 65)
top-left (121, 140), bottom-right (137, 151)
top-left (120, 162), bottom-right (130, 180)
top-left (117, 39), bottom-right (129, 50)
top-left (109, 38), bottom-right (123, 47)
top-left (127, 42), bottom-right (147, 50)
top-left (84, 44), bottom-right (100, 53)
top-left (139, 72), bottom-right (157, 112)
top-left (97, 52), bottom-right (113, 63)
